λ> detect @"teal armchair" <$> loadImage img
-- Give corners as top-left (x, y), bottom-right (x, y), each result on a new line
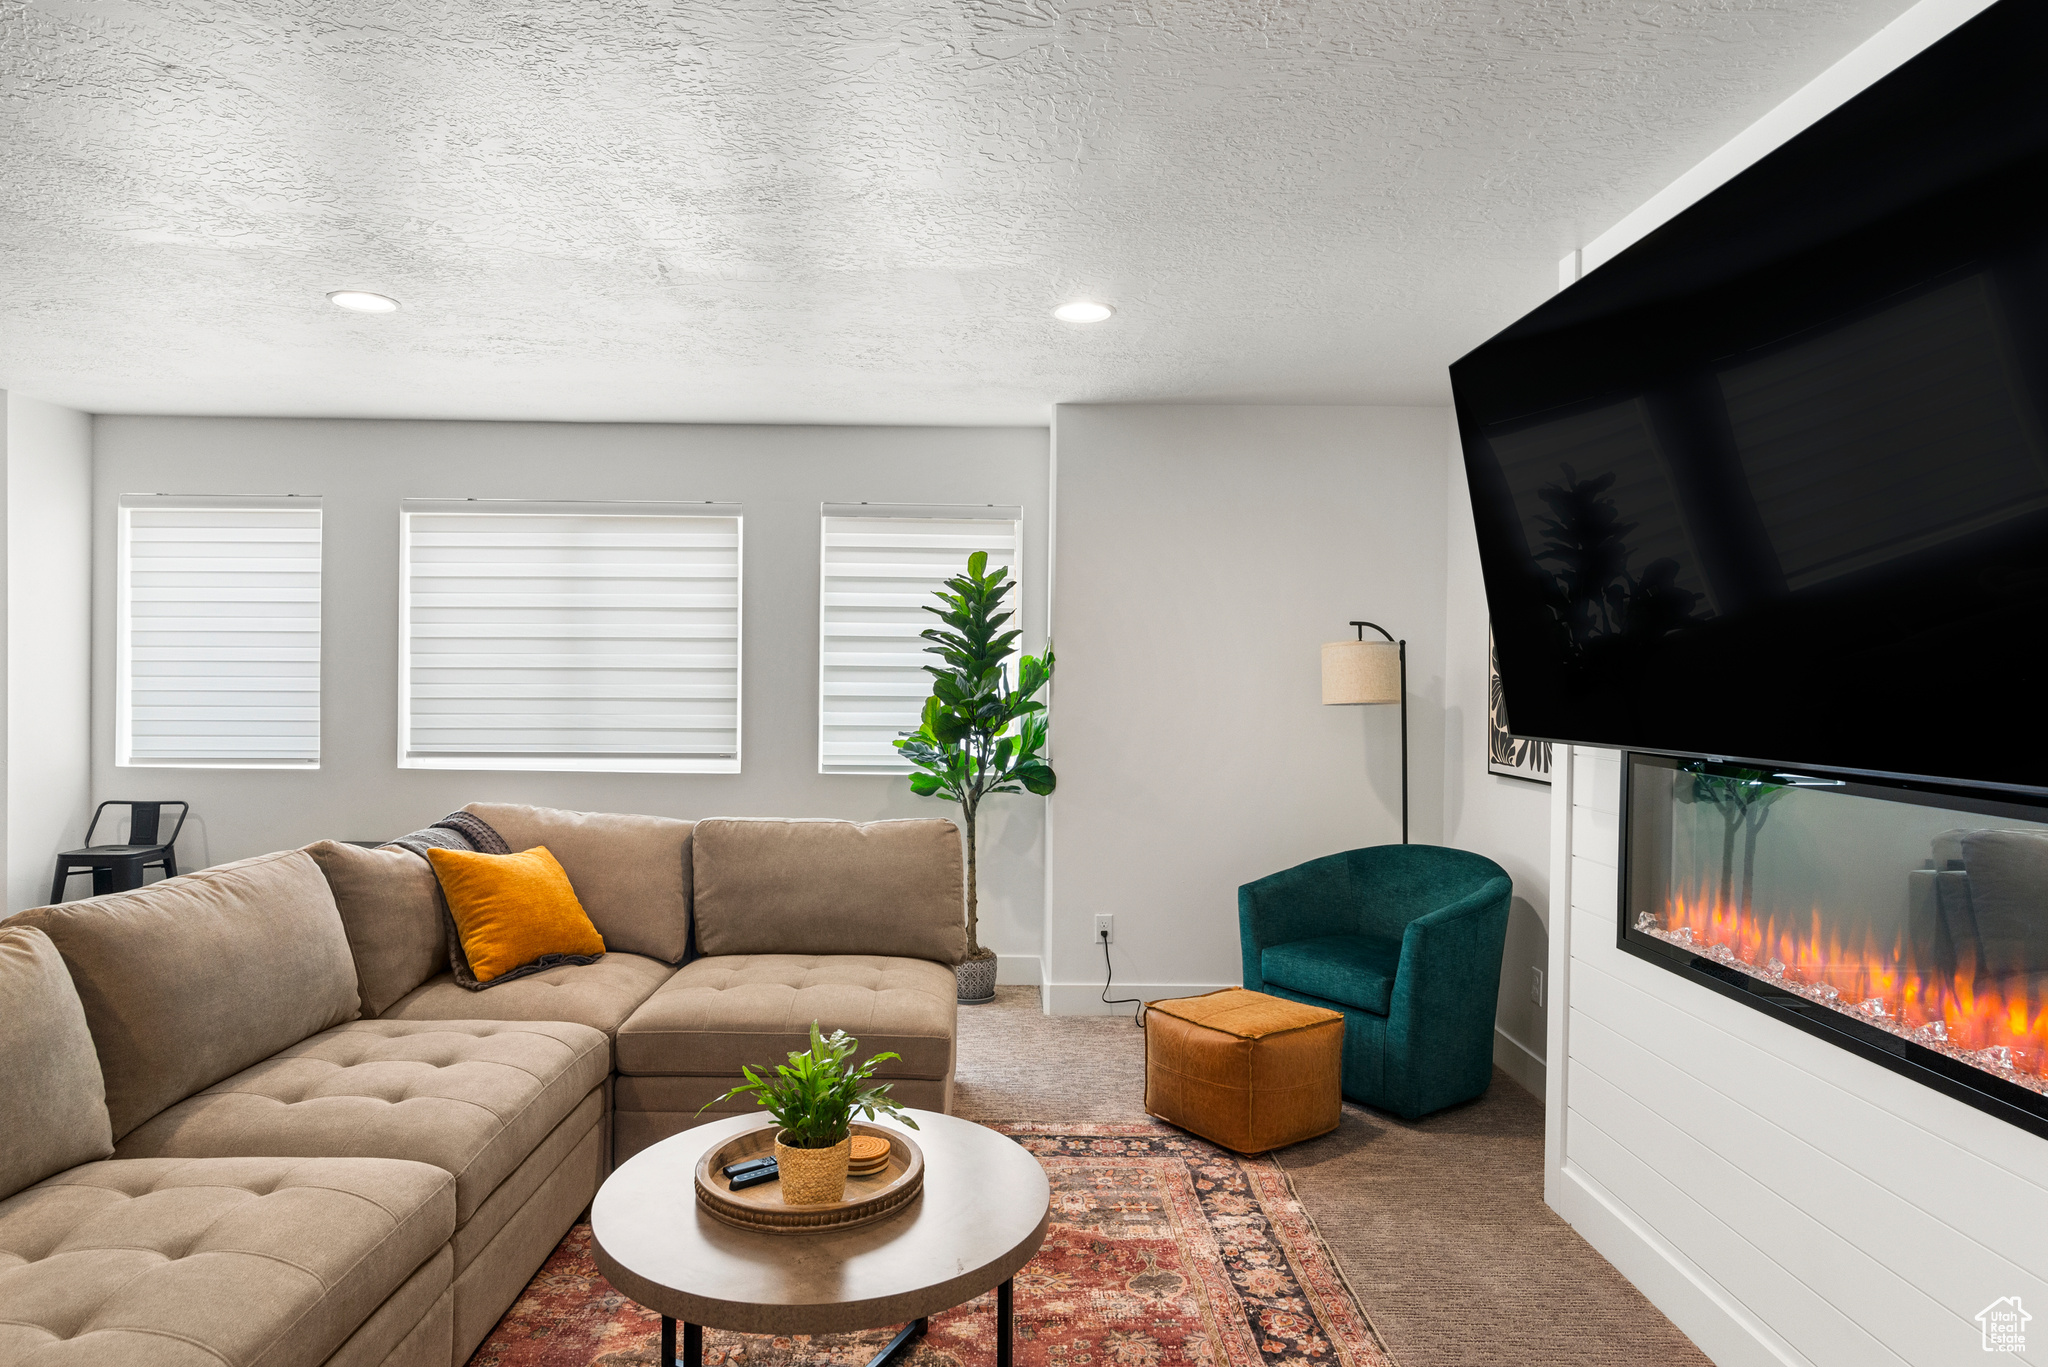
top-left (1239, 845), bottom-right (1512, 1120)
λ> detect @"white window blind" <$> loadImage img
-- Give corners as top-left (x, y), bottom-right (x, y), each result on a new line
top-left (117, 494), bottom-right (322, 769)
top-left (400, 500), bottom-right (741, 773)
top-left (819, 505), bottom-right (1022, 774)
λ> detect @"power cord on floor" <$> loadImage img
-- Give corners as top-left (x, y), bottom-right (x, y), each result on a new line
top-left (1099, 928), bottom-right (1145, 1027)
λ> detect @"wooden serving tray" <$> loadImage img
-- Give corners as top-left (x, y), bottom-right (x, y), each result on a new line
top-left (693, 1122), bottom-right (924, 1234)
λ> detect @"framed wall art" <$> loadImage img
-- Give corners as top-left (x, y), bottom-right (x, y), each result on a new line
top-left (1488, 625), bottom-right (1552, 784)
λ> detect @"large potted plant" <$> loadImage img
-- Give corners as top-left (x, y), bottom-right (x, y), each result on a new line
top-left (703, 1023), bottom-right (920, 1204)
top-left (895, 550), bottom-right (1056, 1004)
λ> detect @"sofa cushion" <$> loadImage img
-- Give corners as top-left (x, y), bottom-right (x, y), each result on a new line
top-left (112, 1019), bottom-right (608, 1225)
top-left (6, 850), bottom-right (360, 1141)
top-left (381, 952), bottom-right (675, 1052)
top-left (0, 927), bottom-right (114, 1201)
top-left (616, 954), bottom-right (956, 1079)
top-left (1260, 935), bottom-right (1401, 1016)
top-left (691, 818), bottom-right (966, 963)
top-left (465, 803), bottom-right (693, 963)
top-left (305, 841), bottom-right (448, 1017)
top-left (0, 1155), bottom-right (453, 1367)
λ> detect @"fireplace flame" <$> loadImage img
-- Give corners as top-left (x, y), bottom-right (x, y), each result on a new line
top-left (1649, 885), bottom-right (2048, 1093)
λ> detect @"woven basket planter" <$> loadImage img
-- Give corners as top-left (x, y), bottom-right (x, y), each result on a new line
top-left (773, 1131), bottom-right (851, 1205)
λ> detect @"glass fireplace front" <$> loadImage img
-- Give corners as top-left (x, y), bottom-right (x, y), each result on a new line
top-left (1622, 753), bottom-right (2048, 1134)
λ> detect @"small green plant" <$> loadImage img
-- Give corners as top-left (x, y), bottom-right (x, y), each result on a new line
top-left (699, 1023), bottom-right (920, 1149)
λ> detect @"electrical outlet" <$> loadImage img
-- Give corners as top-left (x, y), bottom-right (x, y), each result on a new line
top-left (1530, 967), bottom-right (1545, 1007)
top-left (1095, 915), bottom-right (1114, 944)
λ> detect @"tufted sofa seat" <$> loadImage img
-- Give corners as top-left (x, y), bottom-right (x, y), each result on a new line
top-left (378, 954), bottom-right (676, 1061)
top-left (115, 1020), bottom-right (608, 1227)
top-left (111, 1019), bottom-right (609, 1359)
top-left (618, 955), bottom-right (956, 1076)
top-left (611, 954), bottom-right (956, 1158)
top-left (0, 1156), bottom-right (455, 1367)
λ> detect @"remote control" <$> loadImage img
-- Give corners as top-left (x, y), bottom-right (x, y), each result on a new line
top-left (722, 1156), bottom-right (776, 1179)
top-left (729, 1161), bottom-right (779, 1191)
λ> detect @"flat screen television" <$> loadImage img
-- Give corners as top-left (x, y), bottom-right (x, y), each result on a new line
top-left (1450, 0), bottom-right (2048, 794)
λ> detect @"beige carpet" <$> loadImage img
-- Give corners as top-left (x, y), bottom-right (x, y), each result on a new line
top-left (954, 987), bottom-right (1711, 1367)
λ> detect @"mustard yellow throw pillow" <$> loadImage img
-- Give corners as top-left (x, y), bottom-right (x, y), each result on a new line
top-left (425, 845), bottom-right (605, 986)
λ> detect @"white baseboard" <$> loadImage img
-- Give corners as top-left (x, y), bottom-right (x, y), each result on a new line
top-left (1552, 1161), bottom-right (1801, 1367)
top-left (1493, 1024), bottom-right (1547, 1098)
top-left (1042, 981), bottom-right (1234, 1016)
top-left (996, 954), bottom-right (1041, 986)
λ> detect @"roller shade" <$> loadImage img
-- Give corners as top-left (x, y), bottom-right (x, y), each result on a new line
top-left (819, 505), bottom-right (1021, 774)
top-left (117, 494), bottom-right (322, 769)
top-left (400, 500), bottom-right (743, 773)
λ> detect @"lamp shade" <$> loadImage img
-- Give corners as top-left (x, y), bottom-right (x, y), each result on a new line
top-left (1322, 639), bottom-right (1402, 705)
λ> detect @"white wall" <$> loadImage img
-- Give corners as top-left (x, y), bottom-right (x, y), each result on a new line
top-left (2, 392), bottom-right (94, 913)
top-left (1550, 749), bottom-right (2048, 1367)
top-left (89, 417), bottom-right (1051, 977)
top-left (1443, 421), bottom-right (1552, 1096)
top-left (1044, 403), bottom-right (1451, 1012)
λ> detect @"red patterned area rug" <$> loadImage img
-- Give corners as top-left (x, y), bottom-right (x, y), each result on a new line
top-left (470, 1122), bottom-right (1393, 1367)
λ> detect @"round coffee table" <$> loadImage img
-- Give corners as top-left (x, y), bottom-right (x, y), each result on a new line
top-left (592, 1110), bottom-right (1050, 1367)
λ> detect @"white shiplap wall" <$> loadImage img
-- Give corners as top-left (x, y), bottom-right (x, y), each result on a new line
top-left (1548, 746), bottom-right (2048, 1366)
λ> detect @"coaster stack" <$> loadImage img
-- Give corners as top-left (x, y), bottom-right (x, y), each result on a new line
top-left (847, 1134), bottom-right (892, 1178)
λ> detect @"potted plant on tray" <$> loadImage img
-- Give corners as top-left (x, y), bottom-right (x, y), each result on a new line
top-left (702, 1023), bottom-right (920, 1204)
top-left (896, 550), bottom-right (1056, 1005)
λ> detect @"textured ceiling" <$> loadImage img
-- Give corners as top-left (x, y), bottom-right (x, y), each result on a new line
top-left (0, 0), bottom-right (1916, 424)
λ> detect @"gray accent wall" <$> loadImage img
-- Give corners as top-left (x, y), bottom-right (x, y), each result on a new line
top-left (86, 417), bottom-right (1049, 970)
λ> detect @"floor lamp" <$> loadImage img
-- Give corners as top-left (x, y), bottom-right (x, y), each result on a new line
top-left (1321, 620), bottom-right (1407, 844)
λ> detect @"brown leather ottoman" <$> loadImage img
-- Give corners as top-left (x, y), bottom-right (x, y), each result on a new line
top-left (1144, 987), bottom-right (1344, 1153)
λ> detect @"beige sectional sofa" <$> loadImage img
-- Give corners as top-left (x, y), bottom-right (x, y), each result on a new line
top-left (0, 806), bottom-right (966, 1367)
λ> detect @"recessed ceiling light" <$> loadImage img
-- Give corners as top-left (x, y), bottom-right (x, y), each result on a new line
top-left (1053, 300), bottom-right (1115, 323)
top-left (327, 290), bottom-right (400, 314)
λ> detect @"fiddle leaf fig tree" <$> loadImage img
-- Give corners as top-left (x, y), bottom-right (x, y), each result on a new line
top-left (895, 551), bottom-right (1056, 961)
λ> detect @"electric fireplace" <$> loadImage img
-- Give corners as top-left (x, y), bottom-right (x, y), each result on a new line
top-left (1620, 753), bottom-right (2048, 1137)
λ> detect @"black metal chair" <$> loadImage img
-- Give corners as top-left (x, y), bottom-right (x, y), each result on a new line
top-left (51, 801), bottom-right (189, 903)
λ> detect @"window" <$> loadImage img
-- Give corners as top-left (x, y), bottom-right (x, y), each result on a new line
top-left (819, 504), bottom-right (1022, 774)
top-left (117, 494), bottom-right (322, 769)
top-left (399, 500), bottom-right (741, 772)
